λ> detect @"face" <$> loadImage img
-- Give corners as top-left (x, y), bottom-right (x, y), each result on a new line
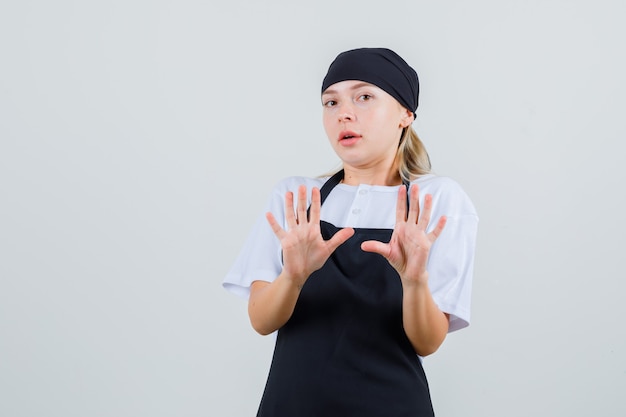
top-left (321, 80), bottom-right (414, 172)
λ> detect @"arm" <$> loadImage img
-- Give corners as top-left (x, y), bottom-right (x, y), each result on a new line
top-left (401, 278), bottom-right (449, 356)
top-left (248, 185), bottom-right (354, 335)
top-left (248, 275), bottom-right (301, 336)
top-left (362, 184), bottom-right (448, 356)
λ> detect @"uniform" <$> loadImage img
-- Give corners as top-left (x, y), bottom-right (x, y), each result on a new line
top-left (223, 170), bottom-right (478, 416)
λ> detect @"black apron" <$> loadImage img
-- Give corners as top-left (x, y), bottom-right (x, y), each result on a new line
top-left (257, 171), bottom-right (434, 417)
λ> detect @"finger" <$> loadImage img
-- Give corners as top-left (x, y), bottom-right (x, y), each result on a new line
top-left (396, 185), bottom-right (408, 223)
top-left (266, 212), bottom-right (286, 239)
top-left (326, 227), bottom-right (355, 251)
top-left (284, 191), bottom-right (297, 229)
top-left (418, 194), bottom-right (433, 230)
top-left (407, 184), bottom-right (421, 224)
top-left (297, 185), bottom-right (307, 224)
top-left (309, 187), bottom-right (321, 224)
top-left (360, 240), bottom-right (391, 258)
top-left (429, 216), bottom-right (447, 240)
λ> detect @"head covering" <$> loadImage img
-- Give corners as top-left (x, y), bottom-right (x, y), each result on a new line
top-left (321, 47), bottom-right (420, 120)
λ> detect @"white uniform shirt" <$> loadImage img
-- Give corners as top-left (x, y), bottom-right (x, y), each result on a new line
top-left (223, 174), bottom-right (479, 332)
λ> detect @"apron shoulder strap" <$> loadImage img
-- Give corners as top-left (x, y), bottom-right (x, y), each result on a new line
top-left (306, 169), bottom-right (344, 219)
top-left (402, 178), bottom-right (411, 215)
top-left (319, 170), bottom-right (344, 205)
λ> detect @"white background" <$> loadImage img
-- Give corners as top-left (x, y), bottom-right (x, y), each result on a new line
top-left (1, 1), bottom-right (625, 416)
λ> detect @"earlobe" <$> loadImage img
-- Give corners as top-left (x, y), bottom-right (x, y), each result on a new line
top-left (400, 111), bottom-right (414, 128)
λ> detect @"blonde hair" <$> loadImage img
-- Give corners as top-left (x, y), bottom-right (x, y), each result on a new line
top-left (397, 126), bottom-right (431, 182)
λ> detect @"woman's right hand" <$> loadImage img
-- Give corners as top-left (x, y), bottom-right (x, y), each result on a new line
top-left (266, 185), bottom-right (354, 289)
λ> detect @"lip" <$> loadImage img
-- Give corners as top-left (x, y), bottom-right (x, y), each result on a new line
top-left (338, 130), bottom-right (362, 144)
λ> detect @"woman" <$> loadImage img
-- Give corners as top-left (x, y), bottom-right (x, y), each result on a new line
top-left (223, 47), bottom-right (478, 416)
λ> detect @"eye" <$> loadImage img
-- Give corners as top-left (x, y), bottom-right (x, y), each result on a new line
top-left (358, 94), bottom-right (372, 101)
top-left (323, 99), bottom-right (337, 107)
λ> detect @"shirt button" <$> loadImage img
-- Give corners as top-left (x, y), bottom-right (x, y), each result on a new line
top-left (352, 208), bottom-right (361, 215)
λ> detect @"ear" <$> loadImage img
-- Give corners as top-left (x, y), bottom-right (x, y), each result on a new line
top-left (399, 108), bottom-right (414, 128)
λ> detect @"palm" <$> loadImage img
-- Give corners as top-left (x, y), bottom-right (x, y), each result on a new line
top-left (266, 185), bottom-right (354, 287)
top-left (361, 185), bottom-right (446, 284)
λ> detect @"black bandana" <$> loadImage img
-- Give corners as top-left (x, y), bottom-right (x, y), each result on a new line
top-left (321, 48), bottom-right (420, 120)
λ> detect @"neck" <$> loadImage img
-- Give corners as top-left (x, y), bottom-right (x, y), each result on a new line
top-left (341, 164), bottom-right (402, 186)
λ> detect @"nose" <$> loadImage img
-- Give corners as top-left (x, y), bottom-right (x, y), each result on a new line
top-left (337, 102), bottom-right (355, 122)
top-left (339, 112), bottom-right (353, 122)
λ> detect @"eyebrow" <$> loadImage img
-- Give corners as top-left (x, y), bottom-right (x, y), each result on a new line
top-left (322, 82), bottom-right (375, 96)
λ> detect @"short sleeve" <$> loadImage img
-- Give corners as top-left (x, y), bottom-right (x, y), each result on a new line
top-left (222, 186), bottom-right (285, 299)
top-left (222, 176), bottom-right (325, 299)
top-left (418, 176), bottom-right (479, 332)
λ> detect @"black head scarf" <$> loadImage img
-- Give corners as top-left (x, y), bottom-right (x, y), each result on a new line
top-left (321, 48), bottom-right (420, 120)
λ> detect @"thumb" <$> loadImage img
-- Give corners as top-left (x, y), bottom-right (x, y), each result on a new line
top-left (327, 227), bottom-right (355, 251)
top-left (361, 240), bottom-right (390, 257)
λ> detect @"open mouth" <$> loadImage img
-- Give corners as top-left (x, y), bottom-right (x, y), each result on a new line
top-left (339, 131), bottom-right (361, 142)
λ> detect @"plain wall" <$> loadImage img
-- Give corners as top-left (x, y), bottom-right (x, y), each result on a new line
top-left (1, 1), bottom-right (625, 416)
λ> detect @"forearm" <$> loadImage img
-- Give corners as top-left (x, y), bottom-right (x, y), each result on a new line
top-left (401, 274), bottom-right (449, 356)
top-left (248, 271), bottom-right (303, 335)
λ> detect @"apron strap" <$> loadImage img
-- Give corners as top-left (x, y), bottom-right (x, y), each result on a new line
top-left (305, 170), bottom-right (343, 220)
top-left (320, 170), bottom-right (345, 206)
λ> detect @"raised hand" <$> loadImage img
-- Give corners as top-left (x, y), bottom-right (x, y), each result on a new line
top-left (361, 184), bottom-right (446, 286)
top-left (266, 185), bottom-right (355, 289)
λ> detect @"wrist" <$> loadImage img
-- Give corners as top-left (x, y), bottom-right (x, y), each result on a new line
top-left (279, 269), bottom-right (307, 291)
top-left (400, 272), bottom-right (429, 290)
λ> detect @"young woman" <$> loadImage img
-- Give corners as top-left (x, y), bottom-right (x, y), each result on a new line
top-left (223, 48), bottom-right (478, 416)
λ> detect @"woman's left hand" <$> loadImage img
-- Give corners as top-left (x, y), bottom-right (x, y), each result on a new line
top-left (361, 184), bottom-right (447, 286)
